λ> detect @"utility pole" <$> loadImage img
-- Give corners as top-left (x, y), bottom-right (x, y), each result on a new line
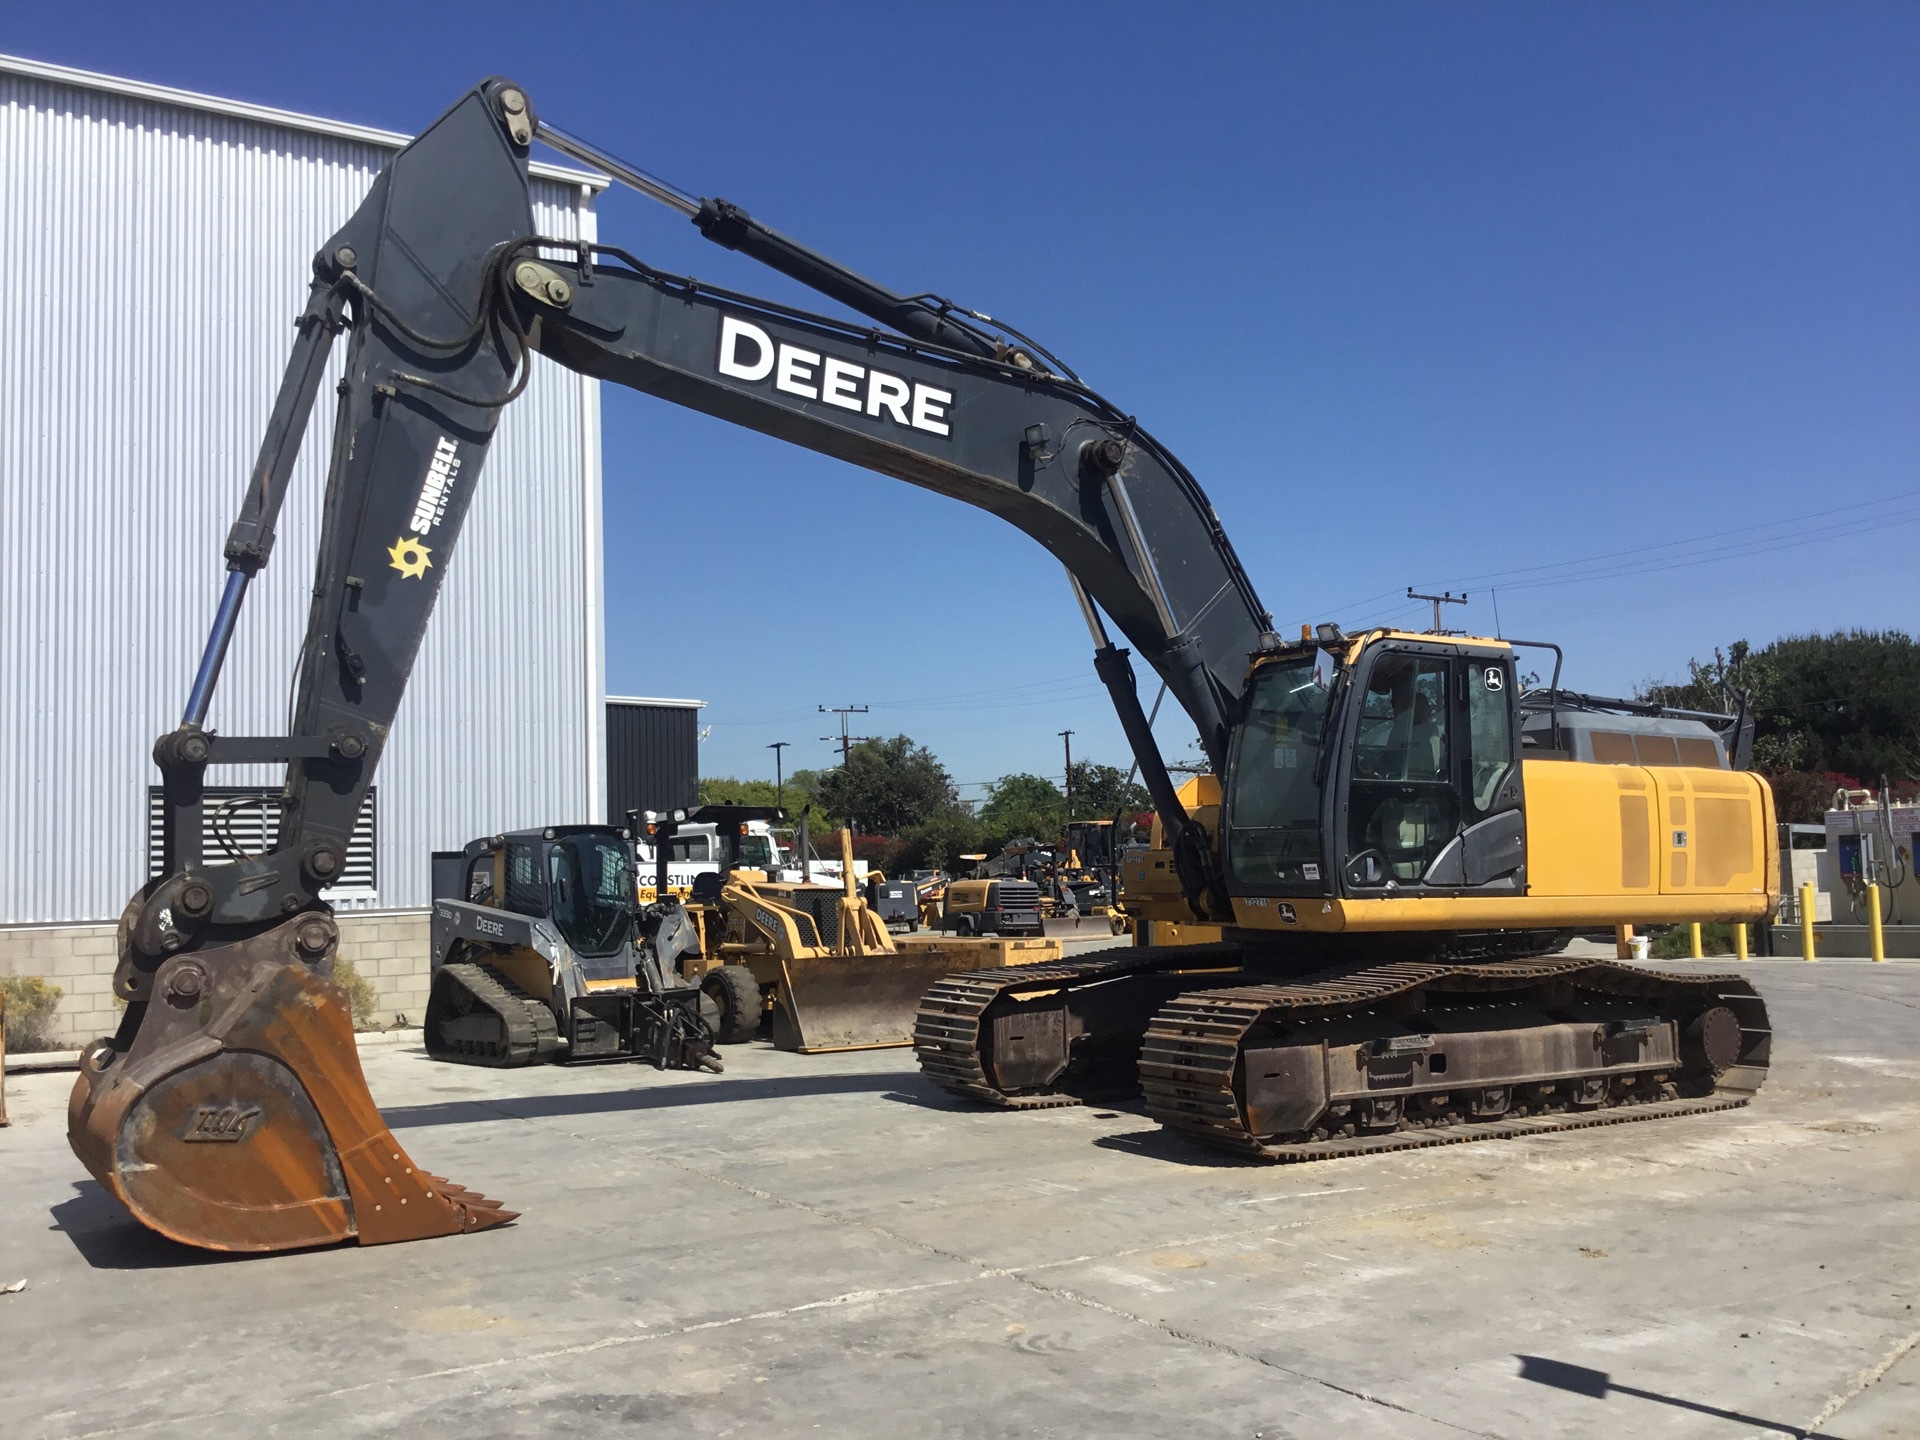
top-left (1406, 587), bottom-right (1468, 635)
top-left (818, 704), bottom-right (871, 768)
top-left (767, 740), bottom-right (790, 809)
top-left (1059, 729), bottom-right (1074, 824)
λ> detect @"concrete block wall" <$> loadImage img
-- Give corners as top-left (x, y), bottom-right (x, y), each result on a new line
top-left (0, 909), bottom-right (432, 1050)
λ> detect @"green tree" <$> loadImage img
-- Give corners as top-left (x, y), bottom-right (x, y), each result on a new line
top-left (978, 772), bottom-right (1066, 851)
top-left (1643, 630), bottom-right (1920, 821)
top-left (1067, 761), bottom-right (1151, 822)
top-left (893, 805), bottom-right (989, 873)
top-left (816, 735), bottom-right (957, 835)
top-left (698, 770), bottom-right (836, 826)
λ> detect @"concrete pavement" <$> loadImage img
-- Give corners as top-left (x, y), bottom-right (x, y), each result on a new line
top-left (2, 954), bottom-right (1916, 1438)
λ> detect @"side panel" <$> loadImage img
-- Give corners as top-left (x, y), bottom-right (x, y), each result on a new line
top-left (1652, 768), bottom-right (1773, 898)
top-left (1524, 761), bottom-right (1661, 901)
top-left (1226, 759), bottom-right (1777, 932)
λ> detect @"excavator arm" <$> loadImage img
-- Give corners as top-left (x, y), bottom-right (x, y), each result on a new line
top-left (70, 77), bottom-right (1272, 1252)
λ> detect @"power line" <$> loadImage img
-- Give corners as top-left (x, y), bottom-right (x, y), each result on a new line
top-left (1422, 487), bottom-right (1920, 591)
top-left (1318, 486), bottom-right (1920, 618)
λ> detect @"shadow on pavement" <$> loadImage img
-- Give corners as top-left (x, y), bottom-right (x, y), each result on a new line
top-left (381, 1070), bottom-right (914, 1130)
top-left (1092, 1127), bottom-right (1263, 1167)
top-left (51, 1182), bottom-right (255, 1271)
top-left (1515, 1355), bottom-right (1836, 1439)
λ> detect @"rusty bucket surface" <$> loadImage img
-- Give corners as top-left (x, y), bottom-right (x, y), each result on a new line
top-left (68, 914), bottom-right (513, 1253)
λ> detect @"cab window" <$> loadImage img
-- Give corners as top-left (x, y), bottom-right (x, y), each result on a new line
top-left (668, 834), bottom-right (711, 863)
top-left (1347, 655), bottom-right (1456, 884)
top-left (1465, 660), bottom-right (1515, 816)
top-left (1225, 654), bottom-right (1332, 888)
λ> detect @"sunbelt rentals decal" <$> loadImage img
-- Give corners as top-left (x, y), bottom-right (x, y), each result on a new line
top-left (388, 434), bottom-right (462, 580)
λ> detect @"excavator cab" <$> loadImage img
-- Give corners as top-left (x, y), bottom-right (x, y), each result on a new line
top-left (1224, 633), bottom-right (1528, 902)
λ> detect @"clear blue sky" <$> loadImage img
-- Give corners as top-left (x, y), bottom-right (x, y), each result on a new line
top-left (10, 3), bottom-right (1916, 802)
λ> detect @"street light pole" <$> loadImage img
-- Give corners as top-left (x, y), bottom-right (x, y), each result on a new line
top-left (767, 740), bottom-right (790, 809)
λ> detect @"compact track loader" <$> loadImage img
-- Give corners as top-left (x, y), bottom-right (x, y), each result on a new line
top-left (73, 77), bottom-right (1776, 1253)
top-left (424, 826), bottom-right (722, 1070)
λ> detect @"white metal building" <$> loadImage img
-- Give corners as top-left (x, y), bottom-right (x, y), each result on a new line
top-left (0, 55), bottom-right (609, 926)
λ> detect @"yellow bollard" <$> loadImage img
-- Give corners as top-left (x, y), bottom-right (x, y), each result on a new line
top-left (1616, 923), bottom-right (1635, 960)
top-left (1800, 882), bottom-right (1817, 961)
top-left (1868, 882), bottom-right (1886, 963)
top-left (1733, 921), bottom-right (1748, 961)
top-left (1689, 921), bottom-right (1703, 959)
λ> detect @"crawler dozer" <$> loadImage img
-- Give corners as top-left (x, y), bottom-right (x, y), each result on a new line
top-left (72, 78), bottom-right (1776, 1253)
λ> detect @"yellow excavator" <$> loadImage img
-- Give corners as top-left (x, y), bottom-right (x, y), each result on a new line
top-left (918, 632), bottom-right (1771, 1157)
top-left (71, 78), bottom-right (1773, 1253)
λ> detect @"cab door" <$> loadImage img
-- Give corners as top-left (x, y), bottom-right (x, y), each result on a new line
top-left (1333, 641), bottom-right (1525, 895)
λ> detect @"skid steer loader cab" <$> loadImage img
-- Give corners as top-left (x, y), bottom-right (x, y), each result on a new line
top-left (424, 827), bottom-right (721, 1070)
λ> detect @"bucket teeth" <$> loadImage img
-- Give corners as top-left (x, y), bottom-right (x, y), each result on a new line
top-left (458, 1199), bottom-right (519, 1230)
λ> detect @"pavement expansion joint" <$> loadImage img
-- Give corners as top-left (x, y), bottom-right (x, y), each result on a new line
top-left (1797, 1322), bottom-right (1920, 1435)
top-left (1003, 1269), bottom-right (1505, 1438)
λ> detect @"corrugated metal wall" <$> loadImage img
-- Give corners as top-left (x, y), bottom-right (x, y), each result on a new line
top-left (0, 62), bottom-right (606, 922)
top-left (606, 703), bottom-right (702, 822)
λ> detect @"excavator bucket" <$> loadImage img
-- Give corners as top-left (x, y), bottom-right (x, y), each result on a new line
top-left (68, 914), bottom-right (513, 1252)
top-left (767, 938), bottom-right (1062, 1053)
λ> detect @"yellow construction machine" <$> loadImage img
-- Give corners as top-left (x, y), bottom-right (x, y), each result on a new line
top-left (648, 811), bottom-right (1058, 1052)
top-left (918, 629), bottom-right (1772, 1160)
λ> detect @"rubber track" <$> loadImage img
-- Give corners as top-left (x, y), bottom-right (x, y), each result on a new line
top-left (1138, 957), bottom-right (1770, 1162)
top-left (912, 945), bottom-right (1239, 1109)
top-left (426, 960), bottom-right (562, 1067)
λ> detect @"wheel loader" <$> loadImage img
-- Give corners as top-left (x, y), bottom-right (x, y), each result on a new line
top-left (71, 77), bottom-right (1776, 1253)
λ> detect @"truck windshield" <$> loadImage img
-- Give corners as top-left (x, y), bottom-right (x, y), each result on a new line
top-left (548, 833), bottom-right (636, 958)
top-left (1226, 655), bottom-right (1332, 889)
top-left (737, 834), bottom-right (776, 869)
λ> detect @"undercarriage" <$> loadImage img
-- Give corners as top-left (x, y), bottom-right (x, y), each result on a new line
top-left (913, 941), bottom-right (1769, 1161)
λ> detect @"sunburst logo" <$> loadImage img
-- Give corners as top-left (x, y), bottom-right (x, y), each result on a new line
top-left (387, 535), bottom-right (432, 579)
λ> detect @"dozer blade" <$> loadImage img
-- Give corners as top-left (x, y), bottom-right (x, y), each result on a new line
top-left (68, 913), bottom-right (515, 1253)
top-left (770, 938), bottom-right (1062, 1053)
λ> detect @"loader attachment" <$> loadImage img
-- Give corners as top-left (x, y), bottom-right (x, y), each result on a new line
top-left (768, 937), bottom-right (1062, 1053)
top-left (68, 909), bottom-right (514, 1253)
